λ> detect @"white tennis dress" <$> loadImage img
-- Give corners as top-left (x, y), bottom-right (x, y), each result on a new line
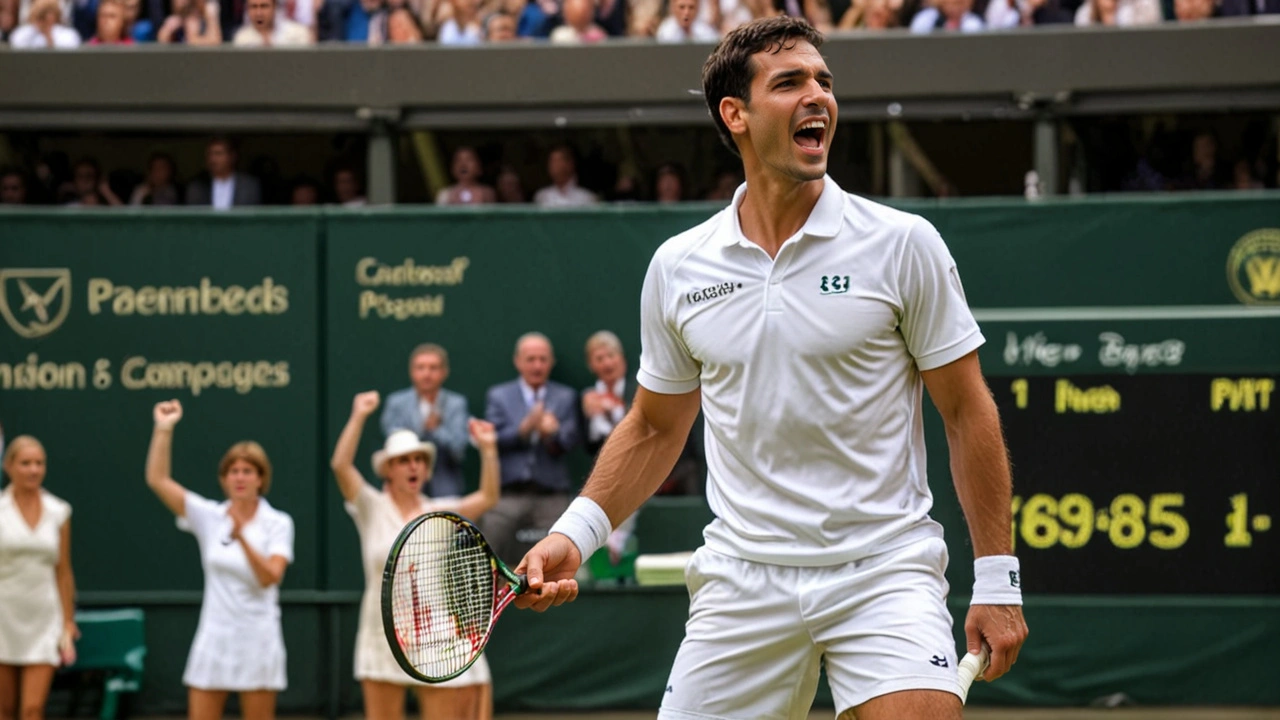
top-left (0, 487), bottom-right (70, 666)
top-left (179, 490), bottom-right (295, 691)
top-left (345, 483), bottom-right (491, 687)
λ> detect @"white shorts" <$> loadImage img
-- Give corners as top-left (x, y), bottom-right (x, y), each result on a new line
top-left (659, 537), bottom-right (961, 720)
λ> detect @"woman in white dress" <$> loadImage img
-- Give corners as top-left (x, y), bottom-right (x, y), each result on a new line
top-left (145, 400), bottom-right (295, 720)
top-left (0, 435), bottom-right (78, 720)
top-left (331, 390), bottom-right (500, 720)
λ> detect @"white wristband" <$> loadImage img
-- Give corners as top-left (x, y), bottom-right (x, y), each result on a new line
top-left (549, 497), bottom-right (612, 561)
top-left (972, 555), bottom-right (1023, 605)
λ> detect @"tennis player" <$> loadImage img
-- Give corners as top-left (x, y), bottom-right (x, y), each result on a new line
top-left (514, 16), bottom-right (1028, 720)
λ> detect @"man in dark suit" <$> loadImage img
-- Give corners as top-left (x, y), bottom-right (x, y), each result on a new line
top-left (185, 137), bottom-right (261, 209)
top-left (482, 332), bottom-right (582, 565)
top-left (379, 343), bottom-right (470, 498)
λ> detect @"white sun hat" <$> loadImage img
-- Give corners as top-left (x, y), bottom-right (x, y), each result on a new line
top-left (371, 429), bottom-right (437, 478)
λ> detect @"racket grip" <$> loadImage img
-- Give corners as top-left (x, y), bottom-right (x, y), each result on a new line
top-left (515, 574), bottom-right (529, 594)
top-left (956, 645), bottom-right (990, 704)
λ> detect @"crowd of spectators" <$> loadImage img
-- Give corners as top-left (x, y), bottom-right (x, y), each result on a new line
top-left (0, 0), bottom-right (1274, 50)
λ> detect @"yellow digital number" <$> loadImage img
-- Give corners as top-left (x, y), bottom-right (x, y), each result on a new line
top-left (1109, 494), bottom-right (1146, 549)
top-left (1147, 493), bottom-right (1190, 550)
top-left (1057, 493), bottom-right (1094, 549)
top-left (1225, 493), bottom-right (1252, 548)
top-left (1021, 494), bottom-right (1060, 549)
top-left (1011, 378), bottom-right (1028, 409)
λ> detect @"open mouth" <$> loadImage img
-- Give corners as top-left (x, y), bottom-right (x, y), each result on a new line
top-left (794, 119), bottom-right (827, 153)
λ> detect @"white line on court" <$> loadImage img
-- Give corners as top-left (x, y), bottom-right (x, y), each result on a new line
top-left (972, 305), bottom-right (1280, 322)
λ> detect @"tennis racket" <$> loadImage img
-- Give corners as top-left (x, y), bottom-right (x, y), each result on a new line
top-left (956, 644), bottom-right (991, 704)
top-left (381, 511), bottom-right (528, 683)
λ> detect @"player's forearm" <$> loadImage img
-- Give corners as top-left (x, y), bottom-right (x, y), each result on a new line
top-left (946, 396), bottom-right (1014, 558)
top-left (238, 539), bottom-right (284, 587)
top-left (580, 409), bottom-right (687, 528)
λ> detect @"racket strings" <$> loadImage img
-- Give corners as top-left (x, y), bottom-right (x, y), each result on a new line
top-left (390, 516), bottom-right (495, 679)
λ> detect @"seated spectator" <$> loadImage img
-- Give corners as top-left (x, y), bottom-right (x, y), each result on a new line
top-left (338, 0), bottom-right (384, 41)
top-left (549, 0), bottom-right (605, 41)
top-left (186, 137), bottom-right (261, 209)
top-left (655, 0), bottom-right (718, 40)
top-left (436, 147), bottom-right (496, 205)
top-left (385, 5), bottom-right (425, 40)
top-left (157, 0), bottom-right (221, 44)
top-left (1233, 159), bottom-right (1265, 190)
top-left (534, 145), bottom-right (597, 207)
top-left (130, 153), bottom-right (181, 206)
top-left (1074, 0), bottom-right (1159, 24)
top-left (629, 0), bottom-right (662, 34)
top-left (438, 0), bottom-right (482, 42)
top-left (910, 0), bottom-right (983, 31)
top-left (120, 0), bottom-right (157, 41)
top-left (87, 0), bottom-right (135, 42)
top-left (495, 165), bottom-right (526, 203)
top-left (2, 0), bottom-right (20, 40)
top-left (233, 0), bottom-right (313, 43)
top-left (60, 158), bottom-right (122, 205)
top-left (16, 0), bottom-right (70, 31)
top-left (291, 178), bottom-right (321, 204)
top-left (653, 163), bottom-right (686, 203)
top-left (594, 0), bottom-right (622, 33)
top-left (332, 166), bottom-right (367, 206)
top-left (704, 168), bottom-right (742, 200)
top-left (1173, 0), bottom-right (1214, 19)
top-left (515, 0), bottom-right (555, 36)
top-left (1176, 131), bottom-right (1230, 190)
top-left (1219, 0), bottom-right (1278, 14)
top-left (482, 9), bottom-right (516, 38)
top-left (837, 0), bottom-right (899, 28)
top-left (10, 0), bottom-right (81, 47)
top-left (0, 169), bottom-right (27, 205)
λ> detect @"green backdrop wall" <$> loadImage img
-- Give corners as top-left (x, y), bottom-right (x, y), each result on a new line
top-left (1, 193), bottom-right (1278, 715)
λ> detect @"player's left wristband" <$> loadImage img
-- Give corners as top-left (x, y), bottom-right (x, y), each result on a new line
top-left (549, 497), bottom-right (612, 562)
top-left (972, 555), bottom-right (1023, 605)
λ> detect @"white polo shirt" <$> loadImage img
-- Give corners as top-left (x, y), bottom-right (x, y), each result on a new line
top-left (637, 175), bottom-right (984, 566)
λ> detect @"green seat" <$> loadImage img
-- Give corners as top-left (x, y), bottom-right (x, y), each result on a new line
top-left (59, 609), bottom-right (146, 720)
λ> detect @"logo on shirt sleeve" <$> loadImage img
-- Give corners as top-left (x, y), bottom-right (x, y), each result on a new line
top-left (686, 281), bottom-right (742, 305)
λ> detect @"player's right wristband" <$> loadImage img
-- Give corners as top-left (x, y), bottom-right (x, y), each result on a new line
top-left (971, 555), bottom-right (1023, 605)
top-left (549, 497), bottom-right (612, 562)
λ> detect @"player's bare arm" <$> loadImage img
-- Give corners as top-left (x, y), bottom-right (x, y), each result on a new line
top-left (921, 350), bottom-right (1029, 681)
top-left (513, 386), bottom-right (700, 612)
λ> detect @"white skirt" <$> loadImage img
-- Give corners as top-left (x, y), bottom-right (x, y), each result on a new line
top-left (353, 614), bottom-right (491, 688)
top-left (184, 620), bottom-right (287, 691)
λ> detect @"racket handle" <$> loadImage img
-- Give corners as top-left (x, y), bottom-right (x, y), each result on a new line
top-left (515, 573), bottom-right (529, 594)
top-left (956, 645), bottom-right (990, 705)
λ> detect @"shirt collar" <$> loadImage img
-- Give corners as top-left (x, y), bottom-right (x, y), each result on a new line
top-left (717, 174), bottom-right (844, 247)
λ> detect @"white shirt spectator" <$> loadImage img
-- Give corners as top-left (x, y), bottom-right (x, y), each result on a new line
top-left (17, 0), bottom-right (71, 26)
top-left (984, 0), bottom-right (1021, 27)
top-left (586, 377), bottom-right (627, 444)
top-left (655, 15), bottom-right (719, 41)
top-left (1074, 0), bottom-right (1162, 24)
top-left (909, 7), bottom-right (985, 31)
top-left (534, 180), bottom-right (598, 207)
top-left (211, 176), bottom-right (235, 210)
top-left (9, 22), bottom-right (81, 46)
top-left (232, 16), bottom-right (313, 44)
top-left (437, 18), bottom-right (482, 44)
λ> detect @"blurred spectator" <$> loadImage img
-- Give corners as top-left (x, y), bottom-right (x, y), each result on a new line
top-left (336, 0), bottom-right (383, 41)
top-left (1220, 0), bottom-right (1279, 14)
top-left (120, 0), bottom-right (157, 41)
top-left (495, 165), bottom-right (526, 203)
top-left (436, 146), bottom-right (497, 205)
top-left (1074, 0), bottom-right (1159, 25)
top-left (10, 0), bottom-right (81, 47)
top-left (549, 0), bottom-right (604, 41)
top-left (656, 0), bottom-right (718, 40)
top-left (1173, 0), bottom-right (1214, 18)
top-left (837, 0), bottom-right (899, 28)
top-left (438, 0), bottom-right (482, 41)
top-left (515, 0), bottom-right (554, 35)
top-left (233, 0), bottom-right (313, 44)
top-left (186, 137), bottom-right (262, 209)
top-left (594, 0), bottom-right (622, 33)
top-left (1233, 159), bottom-right (1264, 190)
top-left (986, 0), bottom-right (1071, 26)
top-left (157, 0), bottom-right (221, 43)
top-left (291, 178), bottom-right (321, 204)
top-left (653, 163), bottom-right (687, 203)
top-left (1176, 131), bottom-right (1230, 190)
top-left (629, 0), bottom-right (662, 34)
top-left (481, 9), bottom-right (516, 38)
top-left (16, 0), bottom-right (70, 30)
top-left (332, 166), bottom-right (367, 206)
top-left (129, 153), bottom-right (181, 205)
top-left (705, 169), bottom-right (742, 200)
top-left (910, 0), bottom-right (983, 31)
top-left (608, 172), bottom-right (642, 202)
top-left (61, 158), bottom-right (122, 205)
top-left (87, 0), bottom-right (134, 42)
top-left (281, 0), bottom-right (319, 34)
top-left (1, 0), bottom-right (20, 40)
top-left (385, 5), bottom-right (425, 40)
top-left (534, 145), bottom-right (598, 207)
top-left (481, 333), bottom-right (581, 566)
top-left (0, 169), bottom-right (27, 205)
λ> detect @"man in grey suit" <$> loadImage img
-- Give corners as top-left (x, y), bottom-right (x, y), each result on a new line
top-left (185, 137), bottom-right (262, 209)
top-left (482, 332), bottom-right (581, 565)
top-left (379, 343), bottom-right (470, 498)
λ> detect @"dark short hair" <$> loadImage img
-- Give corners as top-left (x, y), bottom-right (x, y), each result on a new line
top-left (701, 17), bottom-right (825, 157)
